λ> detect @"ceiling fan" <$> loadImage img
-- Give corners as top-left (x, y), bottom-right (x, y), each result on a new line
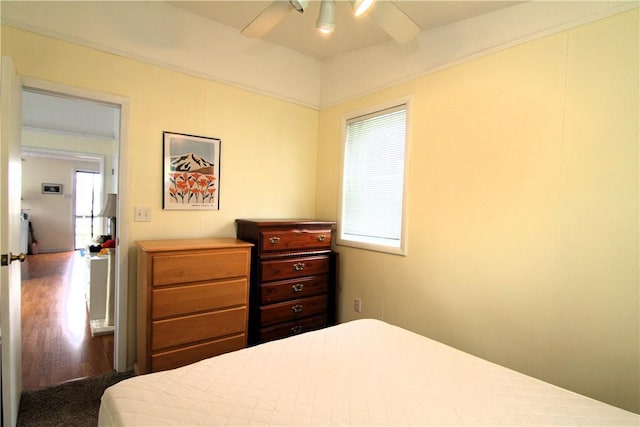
top-left (241, 0), bottom-right (422, 44)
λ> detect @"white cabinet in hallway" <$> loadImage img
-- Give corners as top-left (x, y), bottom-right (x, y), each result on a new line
top-left (85, 254), bottom-right (113, 336)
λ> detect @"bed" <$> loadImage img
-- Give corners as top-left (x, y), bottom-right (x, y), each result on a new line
top-left (99, 319), bottom-right (639, 426)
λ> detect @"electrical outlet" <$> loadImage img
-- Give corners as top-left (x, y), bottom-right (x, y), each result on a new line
top-left (354, 298), bottom-right (362, 313)
top-left (134, 206), bottom-right (152, 222)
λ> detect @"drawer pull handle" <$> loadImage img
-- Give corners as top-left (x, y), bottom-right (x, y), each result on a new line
top-left (292, 283), bottom-right (305, 292)
top-left (291, 304), bottom-right (303, 313)
top-left (291, 326), bottom-right (303, 334)
top-left (269, 236), bottom-right (281, 244)
top-left (317, 234), bottom-right (326, 242)
top-left (292, 262), bottom-right (305, 271)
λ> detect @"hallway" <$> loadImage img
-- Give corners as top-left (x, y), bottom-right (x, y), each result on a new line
top-left (21, 251), bottom-right (113, 390)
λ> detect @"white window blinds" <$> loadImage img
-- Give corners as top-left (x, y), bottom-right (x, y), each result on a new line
top-left (341, 104), bottom-right (407, 250)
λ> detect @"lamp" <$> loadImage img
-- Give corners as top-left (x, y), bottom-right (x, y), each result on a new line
top-left (353, 0), bottom-right (374, 17)
top-left (289, 0), bottom-right (308, 13)
top-left (316, 0), bottom-right (336, 34)
top-left (98, 193), bottom-right (117, 240)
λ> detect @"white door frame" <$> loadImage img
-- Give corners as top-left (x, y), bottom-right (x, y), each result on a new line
top-left (21, 77), bottom-right (131, 372)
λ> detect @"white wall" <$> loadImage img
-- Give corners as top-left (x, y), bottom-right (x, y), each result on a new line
top-left (22, 129), bottom-right (115, 196)
top-left (21, 155), bottom-right (100, 253)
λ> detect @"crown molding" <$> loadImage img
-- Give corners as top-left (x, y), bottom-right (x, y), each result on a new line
top-left (1, 1), bottom-right (322, 108)
top-left (320, 1), bottom-right (638, 108)
top-left (2, 1), bottom-right (637, 110)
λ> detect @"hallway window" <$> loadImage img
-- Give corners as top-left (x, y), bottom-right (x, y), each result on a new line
top-left (74, 171), bottom-right (101, 249)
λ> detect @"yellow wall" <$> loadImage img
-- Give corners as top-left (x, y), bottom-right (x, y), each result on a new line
top-left (2, 26), bottom-right (319, 241)
top-left (2, 7), bottom-right (638, 415)
top-left (2, 25), bottom-right (319, 376)
top-left (318, 10), bottom-right (639, 413)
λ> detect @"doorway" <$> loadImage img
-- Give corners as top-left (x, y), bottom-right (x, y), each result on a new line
top-left (19, 80), bottom-right (130, 386)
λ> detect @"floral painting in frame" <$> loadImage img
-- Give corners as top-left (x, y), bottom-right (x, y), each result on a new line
top-left (163, 131), bottom-right (221, 210)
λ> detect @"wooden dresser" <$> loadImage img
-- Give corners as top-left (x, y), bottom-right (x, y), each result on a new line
top-left (236, 219), bottom-right (338, 345)
top-left (135, 238), bottom-right (253, 374)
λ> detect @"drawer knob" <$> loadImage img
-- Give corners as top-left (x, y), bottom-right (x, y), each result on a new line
top-left (317, 234), bottom-right (326, 242)
top-left (291, 325), bottom-right (303, 334)
top-left (291, 304), bottom-right (303, 313)
top-left (269, 236), bottom-right (281, 244)
top-left (292, 283), bottom-right (305, 292)
top-left (292, 262), bottom-right (305, 271)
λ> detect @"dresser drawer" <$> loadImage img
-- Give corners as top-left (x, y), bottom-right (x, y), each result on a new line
top-left (152, 278), bottom-right (247, 319)
top-left (261, 228), bottom-right (332, 253)
top-left (152, 249), bottom-right (249, 286)
top-left (259, 295), bottom-right (327, 326)
top-left (152, 307), bottom-right (246, 350)
top-left (152, 333), bottom-right (245, 372)
top-left (259, 314), bottom-right (328, 343)
top-left (260, 255), bottom-right (330, 282)
top-left (260, 276), bottom-right (328, 305)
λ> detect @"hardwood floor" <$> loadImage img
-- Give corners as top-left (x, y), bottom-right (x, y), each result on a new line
top-left (21, 251), bottom-right (114, 390)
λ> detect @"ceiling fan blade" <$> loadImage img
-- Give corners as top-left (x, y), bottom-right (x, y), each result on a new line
top-left (369, 1), bottom-right (421, 44)
top-left (241, 1), bottom-right (292, 38)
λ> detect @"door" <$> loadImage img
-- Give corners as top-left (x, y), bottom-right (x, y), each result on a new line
top-left (0, 57), bottom-right (23, 427)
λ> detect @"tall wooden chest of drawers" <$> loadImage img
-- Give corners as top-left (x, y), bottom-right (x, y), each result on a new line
top-left (135, 238), bottom-right (253, 374)
top-left (236, 219), bottom-right (338, 345)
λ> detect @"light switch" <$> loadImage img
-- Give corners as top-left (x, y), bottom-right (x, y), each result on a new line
top-left (134, 207), bottom-right (152, 222)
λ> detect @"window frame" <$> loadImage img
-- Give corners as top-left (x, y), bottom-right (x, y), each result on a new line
top-left (336, 96), bottom-right (412, 256)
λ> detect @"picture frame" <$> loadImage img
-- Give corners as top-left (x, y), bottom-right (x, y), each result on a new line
top-left (163, 131), bottom-right (221, 210)
top-left (42, 183), bottom-right (63, 194)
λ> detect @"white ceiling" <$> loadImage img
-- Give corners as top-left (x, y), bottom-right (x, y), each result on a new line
top-left (22, 90), bottom-right (120, 140)
top-left (170, 1), bottom-right (523, 60)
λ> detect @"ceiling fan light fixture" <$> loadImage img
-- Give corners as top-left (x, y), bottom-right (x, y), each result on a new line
top-left (316, 0), bottom-right (336, 35)
top-left (353, 0), bottom-right (375, 17)
top-left (289, 0), bottom-right (309, 13)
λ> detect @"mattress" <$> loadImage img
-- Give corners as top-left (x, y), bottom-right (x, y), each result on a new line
top-left (99, 319), bottom-right (639, 426)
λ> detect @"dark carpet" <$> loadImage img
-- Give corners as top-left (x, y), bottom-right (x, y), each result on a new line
top-left (17, 371), bottom-right (134, 427)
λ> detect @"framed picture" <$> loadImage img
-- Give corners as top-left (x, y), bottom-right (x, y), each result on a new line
top-left (163, 131), bottom-right (221, 210)
top-left (42, 183), bottom-right (63, 194)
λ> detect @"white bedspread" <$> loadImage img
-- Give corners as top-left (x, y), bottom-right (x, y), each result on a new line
top-left (99, 319), bottom-right (639, 426)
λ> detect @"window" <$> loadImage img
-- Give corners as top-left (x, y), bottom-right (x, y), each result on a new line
top-left (74, 170), bottom-right (102, 249)
top-left (338, 99), bottom-right (410, 255)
